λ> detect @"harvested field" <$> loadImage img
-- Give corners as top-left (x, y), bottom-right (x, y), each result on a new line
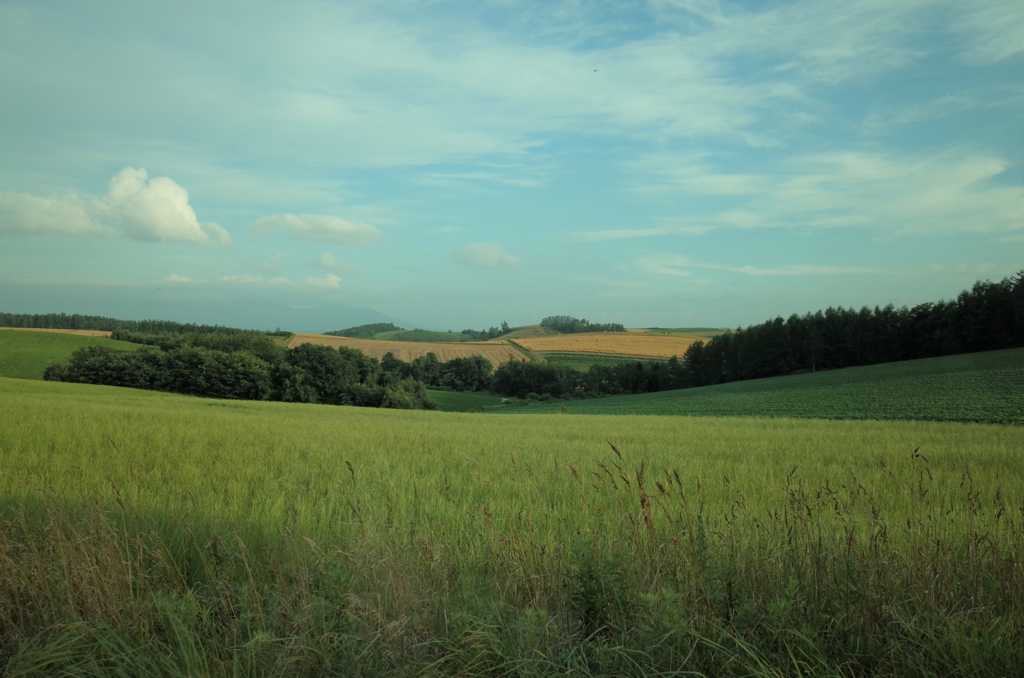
top-left (287, 333), bottom-right (529, 366)
top-left (515, 331), bottom-right (701, 358)
top-left (0, 327), bottom-right (112, 337)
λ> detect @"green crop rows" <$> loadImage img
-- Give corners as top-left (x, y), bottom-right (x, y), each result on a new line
top-left (506, 348), bottom-right (1024, 425)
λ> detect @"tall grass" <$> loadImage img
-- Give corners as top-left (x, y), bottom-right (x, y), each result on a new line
top-left (1, 377), bottom-right (1022, 676)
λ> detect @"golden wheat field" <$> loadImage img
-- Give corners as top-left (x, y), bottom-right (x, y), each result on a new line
top-left (287, 333), bottom-right (529, 365)
top-left (515, 331), bottom-right (701, 358)
top-left (0, 327), bottom-right (113, 337)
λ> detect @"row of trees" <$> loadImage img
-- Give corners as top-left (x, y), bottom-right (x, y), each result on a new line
top-left (491, 272), bottom-right (1024, 399)
top-left (0, 312), bottom-right (289, 336)
top-left (382, 353), bottom-right (493, 392)
top-left (462, 321), bottom-right (511, 340)
top-left (540, 316), bottom-right (625, 333)
top-left (45, 338), bottom-right (435, 409)
top-left (682, 273), bottom-right (1024, 387)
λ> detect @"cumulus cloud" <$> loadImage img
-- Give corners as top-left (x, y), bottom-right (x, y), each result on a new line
top-left (163, 273), bottom-right (196, 283)
top-left (252, 214), bottom-right (382, 245)
top-left (306, 273), bottom-right (342, 288)
top-left (316, 252), bottom-right (355, 274)
top-left (453, 243), bottom-right (520, 269)
top-left (0, 167), bottom-right (230, 245)
top-left (220, 275), bottom-right (291, 284)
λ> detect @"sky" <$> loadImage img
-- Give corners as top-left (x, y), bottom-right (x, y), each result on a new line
top-left (1, 0), bottom-right (1022, 333)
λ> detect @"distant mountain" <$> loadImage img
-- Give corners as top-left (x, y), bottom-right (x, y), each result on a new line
top-left (0, 282), bottom-right (415, 335)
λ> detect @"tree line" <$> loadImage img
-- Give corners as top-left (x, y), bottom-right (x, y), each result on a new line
top-left (491, 272), bottom-right (1024, 399)
top-left (0, 312), bottom-right (289, 336)
top-left (540, 316), bottom-right (625, 333)
top-left (44, 333), bottom-right (435, 409)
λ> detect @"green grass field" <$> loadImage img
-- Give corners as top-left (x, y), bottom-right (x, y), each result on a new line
top-left (426, 388), bottom-right (506, 411)
top-left (541, 352), bottom-right (667, 372)
top-left (1, 376), bottom-right (1022, 676)
top-left (0, 329), bottom-right (147, 380)
top-left (508, 348), bottom-right (1024, 425)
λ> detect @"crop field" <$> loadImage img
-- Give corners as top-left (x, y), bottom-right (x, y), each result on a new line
top-left (508, 348), bottom-right (1024, 425)
top-left (0, 328), bottom-right (146, 380)
top-left (516, 331), bottom-right (704, 358)
top-left (542, 352), bottom-right (667, 372)
top-left (1, 376), bottom-right (1022, 676)
top-left (499, 325), bottom-right (560, 340)
top-left (426, 388), bottom-right (506, 411)
top-left (287, 332), bottom-right (528, 365)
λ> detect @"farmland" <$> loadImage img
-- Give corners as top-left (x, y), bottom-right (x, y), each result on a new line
top-left (506, 348), bottom-right (1024, 425)
top-left (1, 375), bottom-right (1021, 676)
top-left (287, 332), bottom-right (528, 365)
top-left (515, 330), bottom-right (714, 358)
top-left (0, 329), bottom-right (146, 380)
top-left (426, 388), bottom-right (506, 411)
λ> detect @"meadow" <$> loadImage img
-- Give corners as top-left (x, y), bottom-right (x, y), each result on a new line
top-left (0, 329), bottom-right (146, 380)
top-left (1, 376), bottom-right (1021, 676)
top-left (510, 348), bottom-right (1024, 425)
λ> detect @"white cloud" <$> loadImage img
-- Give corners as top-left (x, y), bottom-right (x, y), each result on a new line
top-left (952, 1), bottom-right (1024, 64)
top-left (635, 149), bottom-right (1024, 237)
top-left (268, 276), bottom-right (291, 284)
top-left (306, 273), bottom-right (342, 288)
top-left (566, 228), bottom-right (671, 243)
top-left (316, 252), bottom-right (355, 274)
top-left (220, 275), bottom-right (265, 284)
top-left (0, 167), bottom-right (230, 244)
top-left (252, 213), bottom-right (382, 245)
top-left (637, 254), bottom-right (874, 278)
top-left (453, 243), bottom-right (520, 269)
top-left (163, 273), bottom-right (195, 283)
top-left (0, 192), bottom-right (113, 236)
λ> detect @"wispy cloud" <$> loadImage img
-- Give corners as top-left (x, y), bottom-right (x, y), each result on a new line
top-left (634, 149), bottom-right (1024, 237)
top-left (220, 275), bottom-right (291, 285)
top-left (565, 228), bottom-right (672, 243)
top-left (252, 214), bottom-right (382, 245)
top-left (316, 252), bottom-right (355, 275)
top-left (638, 254), bottom-right (874, 278)
top-left (453, 243), bottom-right (520, 269)
top-left (306, 273), bottom-right (342, 288)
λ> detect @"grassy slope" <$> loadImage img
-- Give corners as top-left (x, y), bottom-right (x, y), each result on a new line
top-left (503, 348), bottom-right (1024, 425)
top-left (500, 325), bottom-right (559, 340)
top-left (426, 388), bottom-right (506, 411)
top-left (1, 376), bottom-right (1022, 675)
top-left (0, 330), bottom-right (148, 380)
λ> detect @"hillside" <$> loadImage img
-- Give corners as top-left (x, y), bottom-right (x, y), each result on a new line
top-left (0, 329), bottom-right (148, 380)
top-left (500, 348), bottom-right (1024, 425)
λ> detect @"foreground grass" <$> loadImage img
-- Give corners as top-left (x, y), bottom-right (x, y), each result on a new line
top-left (509, 348), bottom-right (1024, 425)
top-left (0, 330), bottom-right (146, 380)
top-left (1, 377), bottom-right (1022, 676)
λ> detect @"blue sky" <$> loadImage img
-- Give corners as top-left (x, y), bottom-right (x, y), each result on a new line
top-left (1, 0), bottom-right (1021, 332)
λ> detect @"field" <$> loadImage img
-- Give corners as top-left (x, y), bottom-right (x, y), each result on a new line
top-left (515, 331), bottom-right (708, 358)
top-left (507, 348), bottom-right (1024, 425)
top-left (542, 352), bottom-right (667, 372)
top-left (287, 332), bottom-right (528, 365)
top-left (426, 388), bottom-right (507, 411)
top-left (0, 328), bottom-right (146, 380)
top-left (1, 376), bottom-right (1022, 676)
